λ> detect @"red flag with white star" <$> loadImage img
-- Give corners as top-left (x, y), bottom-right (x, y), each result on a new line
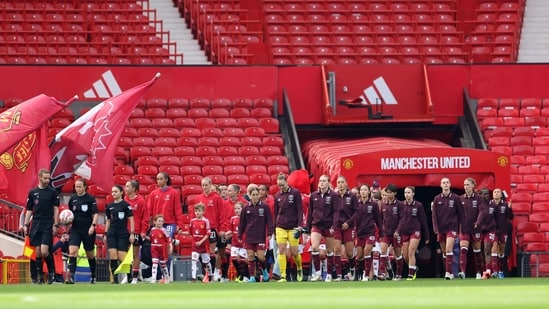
top-left (49, 74), bottom-right (160, 191)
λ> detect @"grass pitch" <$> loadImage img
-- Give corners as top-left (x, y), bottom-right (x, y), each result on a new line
top-left (2, 278), bottom-right (548, 308)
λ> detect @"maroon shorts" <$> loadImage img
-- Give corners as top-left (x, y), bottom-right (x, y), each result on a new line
top-left (483, 231), bottom-right (497, 243)
top-left (380, 235), bottom-right (402, 248)
top-left (460, 232), bottom-right (482, 243)
top-left (356, 234), bottom-right (376, 248)
top-left (436, 230), bottom-right (458, 242)
top-left (333, 228), bottom-right (355, 243)
top-left (245, 242), bottom-right (267, 251)
top-left (497, 232), bottom-right (509, 243)
top-left (401, 231), bottom-right (421, 243)
top-left (311, 226), bottom-right (333, 238)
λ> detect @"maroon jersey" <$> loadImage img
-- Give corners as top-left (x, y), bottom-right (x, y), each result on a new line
top-left (494, 199), bottom-right (513, 234)
top-left (150, 226), bottom-right (171, 259)
top-left (333, 189), bottom-right (360, 229)
top-left (460, 192), bottom-right (482, 234)
top-left (189, 217), bottom-right (211, 253)
top-left (397, 200), bottom-right (430, 239)
top-left (380, 199), bottom-right (404, 236)
top-left (238, 201), bottom-right (273, 244)
top-left (476, 199), bottom-right (497, 232)
top-left (229, 215), bottom-right (243, 247)
top-left (355, 198), bottom-right (382, 238)
top-left (431, 192), bottom-right (463, 234)
top-left (306, 189), bottom-right (338, 231)
top-left (274, 187), bottom-right (303, 230)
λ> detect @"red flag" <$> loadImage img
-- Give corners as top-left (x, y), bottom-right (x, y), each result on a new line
top-left (23, 236), bottom-right (36, 260)
top-left (49, 73), bottom-right (160, 191)
top-left (0, 95), bottom-right (71, 204)
top-left (0, 125), bottom-right (50, 204)
top-left (0, 94), bottom-right (69, 154)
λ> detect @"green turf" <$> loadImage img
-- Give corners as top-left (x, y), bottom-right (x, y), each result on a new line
top-left (1, 278), bottom-right (548, 308)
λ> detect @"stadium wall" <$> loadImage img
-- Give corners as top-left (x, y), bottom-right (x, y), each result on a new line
top-left (0, 65), bottom-right (547, 126)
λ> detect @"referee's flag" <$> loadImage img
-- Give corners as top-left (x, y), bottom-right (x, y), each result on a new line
top-left (114, 244), bottom-right (133, 274)
top-left (22, 236), bottom-right (35, 260)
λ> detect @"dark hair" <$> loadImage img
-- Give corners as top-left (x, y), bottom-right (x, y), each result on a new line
top-left (75, 178), bottom-right (88, 189)
top-left (405, 186), bottom-right (415, 193)
top-left (127, 179), bottom-right (139, 191)
top-left (113, 184), bottom-right (124, 195)
top-left (159, 172), bottom-right (171, 186)
top-left (386, 183), bottom-right (398, 193)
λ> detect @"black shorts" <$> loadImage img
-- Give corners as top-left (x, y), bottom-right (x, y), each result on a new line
top-left (209, 229), bottom-right (228, 248)
top-left (132, 233), bottom-right (143, 246)
top-left (69, 228), bottom-right (96, 251)
top-left (29, 220), bottom-right (53, 247)
top-left (106, 230), bottom-right (130, 252)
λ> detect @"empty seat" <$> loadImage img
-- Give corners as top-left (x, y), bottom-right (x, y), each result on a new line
top-left (180, 165), bottom-right (202, 176)
top-left (239, 146), bottom-right (260, 156)
top-left (224, 156), bottom-right (246, 166)
top-left (225, 165), bottom-right (246, 176)
top-left (198, 137), bottom-right (220, 147)
top-left (202, 165), bottom-right (224, 176)
top-left (195, 118), bottom-right (216, 130)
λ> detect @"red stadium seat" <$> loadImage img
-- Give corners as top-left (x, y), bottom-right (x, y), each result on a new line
top-left (224, 156), bottom-right (246, 166)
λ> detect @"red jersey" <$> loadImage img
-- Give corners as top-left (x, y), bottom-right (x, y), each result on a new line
top-left (229, 215), bottom-right (243, 247)
top-left (146, 186), bottom-right (185, 229)
top-left (223, 196), bottom-right (247, 231)
top-left (150, 226), bottom-right (171, 260)
top-left (189, 217), bottom-right (211, 253)
top-left (193, 191), bottom-right (225, 231)
top-left (125, 194), bottom-right (148, 234)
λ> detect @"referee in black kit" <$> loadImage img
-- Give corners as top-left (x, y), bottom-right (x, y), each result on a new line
top-left (22, 169), bottom-right (60, 284)
top-left (65, 178), bottom-right (99, 284)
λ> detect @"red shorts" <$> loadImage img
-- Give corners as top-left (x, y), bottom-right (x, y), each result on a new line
top-left (380, 235), bottom-right (402, 248)
top-left (151, 245), bottom-right (168, 261)
top-left (333, 228), bottom-right (355, 243)
top-left (401, 231), bottom-right (421, 243)
top-left (483, 231), bottom-right (497, 243)
top-left (460, 232), bottom-right (482, 243)
top-left (436, 230), bottom-right (458, 242)
top-left (356, 234), bottom-right (376, 248)
top-left (245, 243), bottom-right (267, 251)
top-left (311, 226), bottom-right (333, 238)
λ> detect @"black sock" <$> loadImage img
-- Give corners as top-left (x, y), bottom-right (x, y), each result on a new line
top-left (110, 259), bottom-right (119, 282)
top-left (232, 259), bottom-right (241, 278)
top-left (30, 259), bottom-right (37, 281)
top-left (210, 255), bottom-right (216, 275)
top-left (44, 254), bottom-right (55, 276)
top-left (88, 257), bottom-right (97, 279)
top-left (36, 257), bottom-right (43, 280)
top-left (68, 257), bottom-right (77, 276)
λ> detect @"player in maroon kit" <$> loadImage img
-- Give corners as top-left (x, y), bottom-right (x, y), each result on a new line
top-left (432, 177), bottom-right (463, 280)
top-left (333, 176), bottom-right (360, 281)
top-left (149, 214), bottom-right (173, 284)
top-left (395, 186), bottom-right (430, 280)
top-left (273, 173), bottom-right (304, 282)
top-left (379, 184), bottom-right (405, 280)
top-left (238, 185), bottom-right (274, 283)
top-left (189, 203), bottom-right (212, 282)
top-left (355, 184), bottom-right (382, 281)
top-left (307, 175), bottom-right (338, 282)
top-left (194, 177), bottom-right (226, 281)
top-left (124, 180), bottom-right (148, 284)
top-left (493, 188), bottom-right (513, 279)
top-left (227, 201), bottom-right (248, 281)
top-left (475, 188), bottom-right (498, 279)
top-left (458, 178), bottom-right (484, 280)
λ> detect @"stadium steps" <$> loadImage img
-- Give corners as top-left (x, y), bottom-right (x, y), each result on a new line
top-left (518, 0), bottom-right (549, 63)
top-left (148, 0), bottom-right (211, 65)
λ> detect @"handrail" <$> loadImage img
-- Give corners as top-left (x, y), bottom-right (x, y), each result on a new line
top-left (0, 198), bottom-right (25, 240)
top-left (422, 64), bottom-right (434, 116)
